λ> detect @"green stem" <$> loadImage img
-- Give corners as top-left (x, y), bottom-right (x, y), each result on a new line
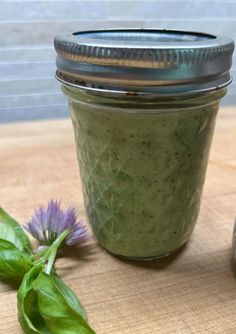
top-left (45, 247), bottom-right (58, 274)
top-left (36, 229), bottom-right (70, 271)
top-left (31, 247), bottom-right (49, 261)
top-left (52, 229), bottom-right (70, 249)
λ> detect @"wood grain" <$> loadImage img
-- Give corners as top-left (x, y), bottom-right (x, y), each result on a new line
top-left (0, 106), bottom-right (235, 334)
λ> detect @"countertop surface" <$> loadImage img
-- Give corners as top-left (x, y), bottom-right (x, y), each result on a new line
top-left (0, 107), bottom-right (236, 334)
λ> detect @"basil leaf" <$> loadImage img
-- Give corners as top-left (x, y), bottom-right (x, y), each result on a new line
top-left (24, 289), bottom-right (50, 334)
top-left (34, 272), bottom-right (96, 334)
top-left (0, 238), bottom-right (32, 281)
top-left (0, 207), bottom-right (31, 255)
top-left (18, 266), bottom-right (96, 334)
top-left (17, 264), bottom-right (44, 334)
top-left (51, 274), bottom-right (87, 320)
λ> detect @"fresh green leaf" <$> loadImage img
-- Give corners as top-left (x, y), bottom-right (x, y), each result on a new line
top-left (51, 274), bottom-right (87, 320)
top-left (34, 272), bottom-right (96, 334)
top-left (0, 207), bottom-right (31, 255)
top-left (24, 289), bottom-right (50, 334)
top-left (17, 264), bottom-right (44, 334)
top-left (0, 238), bottom-right (32, 281)
top-left (17, 266), bottom-right (96, 334)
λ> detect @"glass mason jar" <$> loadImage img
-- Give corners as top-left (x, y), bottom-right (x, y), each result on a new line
top-left (54, 30), bottom-right (234, 260)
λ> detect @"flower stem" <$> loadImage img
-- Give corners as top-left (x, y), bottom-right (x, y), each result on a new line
top-left (37, 229), bottom-right (70, 273)
top-left (45, 247), bottom-right (58, 274)
top-left (52, 229), bottom-right (70, 249)
top-left (31, 247), bottom-right (49, 261)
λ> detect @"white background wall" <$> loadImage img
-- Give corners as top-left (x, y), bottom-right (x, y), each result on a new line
top-left (0, 0), bottom-right (235, 122)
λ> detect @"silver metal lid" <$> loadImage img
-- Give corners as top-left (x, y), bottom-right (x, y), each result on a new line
top-left (54, 29), bottom-right (234, 94)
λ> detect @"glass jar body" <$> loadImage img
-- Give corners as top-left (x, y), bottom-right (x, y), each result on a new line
top-left (63, 86), bottom-right (226, 259)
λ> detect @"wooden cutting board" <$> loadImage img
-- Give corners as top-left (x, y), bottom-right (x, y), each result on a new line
top-left (0, 107), bottom-right (236, 334)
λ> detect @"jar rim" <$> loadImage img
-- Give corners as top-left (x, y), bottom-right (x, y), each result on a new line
top-left (54, 28), bottom-right (234, 94)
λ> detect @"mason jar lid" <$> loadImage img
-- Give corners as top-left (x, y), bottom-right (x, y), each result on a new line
top-left (54, 29), bottom-right (234, 94)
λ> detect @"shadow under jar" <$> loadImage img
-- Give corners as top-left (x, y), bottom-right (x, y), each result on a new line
top-left (54, 29), bottom-right (234, 260)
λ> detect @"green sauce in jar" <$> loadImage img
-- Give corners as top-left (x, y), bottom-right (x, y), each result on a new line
top-left (55, 29), bottom-right (233, 259)
top-left (64, 87), bottom-right (225, 258)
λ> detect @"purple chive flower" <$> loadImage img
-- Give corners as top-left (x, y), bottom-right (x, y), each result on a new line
top-left (24, 199), bottom-right (88, 246)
